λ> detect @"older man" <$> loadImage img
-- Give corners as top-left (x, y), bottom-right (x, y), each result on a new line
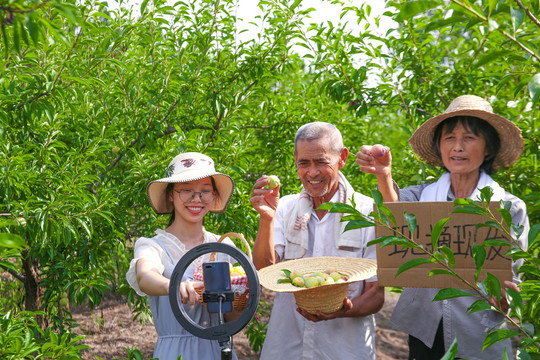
top-left (250, 121), bottom-right (384, 360)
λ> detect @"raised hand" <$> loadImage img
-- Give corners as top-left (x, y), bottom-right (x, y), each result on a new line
top-left (355, 144), bottom-right (392, 177)
top-left (249, 175), bottom-right (280, 221)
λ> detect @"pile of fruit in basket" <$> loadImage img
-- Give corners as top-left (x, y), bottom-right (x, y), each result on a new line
top-left (278, 268), bottom-right (348, 288)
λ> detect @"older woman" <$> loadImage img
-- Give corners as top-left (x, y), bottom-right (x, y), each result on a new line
top-left (356, 95), bottom-right (529, 360)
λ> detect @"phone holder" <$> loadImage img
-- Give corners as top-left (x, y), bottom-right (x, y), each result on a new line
top-left (202, 261), bottom-right (234, 313)
top-left (169, 242), bottom-right (260, 359)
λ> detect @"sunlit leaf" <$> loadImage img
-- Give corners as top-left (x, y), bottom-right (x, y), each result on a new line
top-left (510, 7), bottom-right (524, 32)
top-left (395, 0), bottom-right (441, 22)
top-left (0, 233), bottom-right (27, 249)
top-left (404, 212), bottom-right (417, 235)
top-left (431, 217), bottom-right (450, 251)
top-left (529, 74), bottom-right (540, 104)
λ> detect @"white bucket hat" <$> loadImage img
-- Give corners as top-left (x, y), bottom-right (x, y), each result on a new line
top-left (147, 152), bottom-right (234, 214)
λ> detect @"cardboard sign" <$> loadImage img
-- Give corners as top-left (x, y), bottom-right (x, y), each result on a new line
top-left (375, 202), bottom-right (512, 289)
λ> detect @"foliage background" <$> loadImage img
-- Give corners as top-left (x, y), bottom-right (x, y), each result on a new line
top-left (0, 0), bottom-right (538, 358)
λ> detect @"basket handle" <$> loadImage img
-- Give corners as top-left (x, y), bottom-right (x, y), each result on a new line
top-left (209, 232), bottom-right (253, 262)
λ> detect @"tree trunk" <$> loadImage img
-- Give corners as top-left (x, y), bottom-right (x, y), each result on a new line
top-left (21, 250), bottom-right (40, 312)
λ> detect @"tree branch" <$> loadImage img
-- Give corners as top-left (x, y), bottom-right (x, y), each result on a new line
top-left (514, 0), bottom-right (540, 28)
top-left (0, 263), bottom-right (26, 283)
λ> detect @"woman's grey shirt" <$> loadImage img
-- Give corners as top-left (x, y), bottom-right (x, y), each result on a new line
top-left (389, 183), bottom-right (529, 360)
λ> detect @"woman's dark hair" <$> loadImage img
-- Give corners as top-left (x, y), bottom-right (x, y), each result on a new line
top-left (166, 177), bottom-right (219, 227)
top-left (432, 116), bottom-right (500, 175)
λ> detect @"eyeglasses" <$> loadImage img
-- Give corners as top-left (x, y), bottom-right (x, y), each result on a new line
top-left (175, 189), bottom-right (215, 203)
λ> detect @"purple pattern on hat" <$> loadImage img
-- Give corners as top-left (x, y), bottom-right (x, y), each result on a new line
top-left (165, 165), bottom-right (174, 177)
top-left (181, 159), bottom-right (196, 168)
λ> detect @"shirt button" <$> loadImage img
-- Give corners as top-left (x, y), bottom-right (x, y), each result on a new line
top-left (443, 300), bottom-right (448, 305)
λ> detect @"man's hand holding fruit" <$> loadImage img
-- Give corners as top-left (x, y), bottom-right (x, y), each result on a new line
top-left (250, 175), bottom-right (280, 221)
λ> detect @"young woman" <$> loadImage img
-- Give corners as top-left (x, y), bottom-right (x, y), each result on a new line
top-left (126, 152), bottom-right (239, 360)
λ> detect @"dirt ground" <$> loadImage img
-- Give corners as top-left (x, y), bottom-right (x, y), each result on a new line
top-left (72, 289), bottom-right (408, 360)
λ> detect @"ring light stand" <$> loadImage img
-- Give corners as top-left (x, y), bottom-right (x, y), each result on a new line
top-left (169, 242), bottom-right (260, 359)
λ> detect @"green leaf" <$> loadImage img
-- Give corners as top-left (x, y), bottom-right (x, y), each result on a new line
top-left (440, 338), bottom-right (458, 360)
top-left (480, 187), bottom-right (495, 203)
top-left (379, 205), bottom-right (397, 227)
top-left (343, 219), bottom-right (375, 231)
top-left (428, 269), bottom-right (455, 277)
top-left (318, 202), bottom-right (357, 214)
top-left (433, 288), bottom-right (475, 301)
top-left (497, 208), bottom-right (512, 229)
top-left (379, 236), bottom-right (419, 249)
top-left (477, 221), bottom-right (502, 230)
top-left (438, 246), bottom-right (455, 269)
top-left (396, 258), bottom-right (433, 277)
top-left (505, 288), bottom-right (522, 320)
top-left (484, 272), bottom-right (501, 300)
top-left (395, 0), bottom-right (441, 22)
top-left (467, 299), bottom-right (493, 314)
top-left (511, 7), bottom-right (525, 32)
top-left (473, 50), bottom-right (511, 69)
top-left (528, 223), bottom-right (540, 251)
top-left (91, 12), bottom-right (114, 22)
top-left (483, 329), bottom-right (520, 350)
top-left (0, 233), bottom-right (27, 249)
top-left (281, 269), bottom-right (291, 279)
top-left (370, 189), bottom-right (383, 207)
top-left (473, 244), bottom-right (486, 281)
top-left (452, 205), bottom-right (487, 216)
top-left (516, 265), bottom-right (540, 278)
top-left (404, 212), bottom-right (417, 235)
top-left (141, 0), bottom-right (151, 14)
top-left (529, 74), bottom-right (540, 104)
top-left (482, 239), bottom-right (510, 247)
top-left (431, 217), bottom-right (450, 251)
top-left (516, 349), bottom-right (531, 360)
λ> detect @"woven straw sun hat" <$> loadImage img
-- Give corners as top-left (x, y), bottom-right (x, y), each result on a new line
top-left (258, 256), bottom-right (377, 314)
top-left (409, 95), bottom-right (524, 170)
top-left (147, 152), bottom-right (234, 214)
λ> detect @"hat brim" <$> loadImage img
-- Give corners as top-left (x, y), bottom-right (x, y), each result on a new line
top-left (147, 172), bottom-right (234, 214)
top-left (409, 109), bottom-right (524, 170)
top-left (258, 256), bottom-right (377, 293)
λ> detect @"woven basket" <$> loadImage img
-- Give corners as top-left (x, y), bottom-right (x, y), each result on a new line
top-left (294, 282), bottom-right (350, 314)
top-left (194, 232), bottom-right (252, 311)
top-left (258, 256), bottom-right (377, 314)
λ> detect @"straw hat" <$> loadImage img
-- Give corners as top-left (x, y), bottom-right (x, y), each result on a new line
top-left (258, 257), bottom-right (377, 314)
top-left (147, 152), bottom-right (234, 214)
top-left (409, 95), bottom-right (524, 169)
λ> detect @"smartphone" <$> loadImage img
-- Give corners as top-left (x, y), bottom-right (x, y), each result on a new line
top-left (202, 262), bottom-right (233, 313)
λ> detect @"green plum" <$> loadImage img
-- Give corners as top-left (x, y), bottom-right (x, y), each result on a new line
top-left (329, 272), bottom-right (342, 281)
top-left (304, 277), bottom-right (319, 288)
top-left (322, 276), bottom-right (335, 285)
top-left (292, 277), bottom-right (305, 287)
top-left (266, 175), bottom-right (281, 189)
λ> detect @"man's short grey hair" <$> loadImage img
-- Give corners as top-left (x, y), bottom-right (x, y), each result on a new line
top-left (294, 121), bottom-right (344, 154)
